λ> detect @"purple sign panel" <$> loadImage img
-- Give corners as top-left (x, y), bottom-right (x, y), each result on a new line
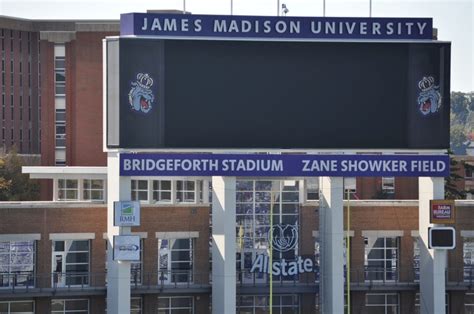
top-left (120, 13), bottom-right (433, 40)
top-left (120, 154), bottom-right (449, 177)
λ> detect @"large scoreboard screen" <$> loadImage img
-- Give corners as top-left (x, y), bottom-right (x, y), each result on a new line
top-left (106, 38), bottom-right (450, 150)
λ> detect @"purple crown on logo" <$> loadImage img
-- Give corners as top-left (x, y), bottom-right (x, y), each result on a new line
top-left (136, 73), bottom-right (153, 90)
top-left (418, 76), bottom-right (435, 92)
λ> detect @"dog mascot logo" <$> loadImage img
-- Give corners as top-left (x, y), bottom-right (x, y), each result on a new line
top-left (128, 73), bottom-right (155, 114)
top-left (417, 76), bottom-right (441, 116)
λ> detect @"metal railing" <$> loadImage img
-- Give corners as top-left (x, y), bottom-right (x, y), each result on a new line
top-left (0, 267), bottom-right (473, 294)
top-left (0, 271), bottom-right (35, 289)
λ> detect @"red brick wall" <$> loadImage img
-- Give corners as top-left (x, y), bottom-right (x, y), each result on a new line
top-left (67, 32), bottom-right (116, 167)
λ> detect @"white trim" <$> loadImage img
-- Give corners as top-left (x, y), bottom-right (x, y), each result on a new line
top-left (22, 166), bottom-right (107, 179)
top-left (0, 202), bottom-right (107, 209)
top-left (49, 233), bottom-right (96, 240)
top-left (104, 146), bottom-right (448, 154)
top-left (362, 230), bottom-right (404, 237)
top-left (155, 231), bottom-right (199, 239)
top-left (0, 233), bottom-right (41, 241)
top-left (313, 230), bottom-right (354, 237)
top-left (461, 231), bottom-right (474, 238)
top-left (103, 232), bottom-right (148, 239)
top-left (411, 230), bottom-right (420, 237)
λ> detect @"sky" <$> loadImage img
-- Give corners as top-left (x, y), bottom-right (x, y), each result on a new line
top-left (1, 0), bottom-right (472, 92)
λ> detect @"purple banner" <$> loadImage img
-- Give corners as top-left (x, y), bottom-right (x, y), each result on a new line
top-left (120, 13), bottom-right (433, 40)
top-left (120, 153), bottom-right (449, 177)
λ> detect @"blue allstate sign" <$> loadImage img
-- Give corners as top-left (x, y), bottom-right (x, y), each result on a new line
top-left (121, 13), bottom-right (433, 40)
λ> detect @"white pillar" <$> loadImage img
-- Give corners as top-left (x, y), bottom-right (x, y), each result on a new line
top-left (107, 151), bottom-right (132, 314)
top-left (319, 177), bottom-right (344, 314)
top-left (211, 176), bottom-right (236, 314)
top-left (419, 177), bottom-right (446, 314)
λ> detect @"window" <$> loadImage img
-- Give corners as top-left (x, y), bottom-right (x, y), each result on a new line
top-left (344, 177), bottom-right (357, 199)
top-left (55, 56), bottom-right (65, 96)
top-left (52, 240), bottom-right (89, 287)
top-left (237, 295), bottom-right (299, 313)
top-left (466, 293), bottom-right (474, 314)
top-left (466, 166), bottom-right (474, 179)
top-left (55, 109), bottom-right (66, 148)
top-left (57, 179), bottom-right (78, 201)
top-left (0, 301), bottom-right (34, 313)
top-left (305, 177), bottom-right (319, 201)
top-left (366, 293), bottom-right (399, 314)
top-left (131, 179), bottom-right (207, 204)
top-left (381, 177), bottom-right (395, 198)
top-left (83, 179), bottom-right (104, 201)
top-left (131, 180), bottom-right (148, 202)
top-left (152, 180), bottom-right (172, 203)
top-left (157, 297), bottom-right (193, 314)
top-left (413, 237), bottom-right (420, 282)
top-left (131, 297), bottom-right (142, 314)
top-left (464, 237), bottom-right (474, 282)
top-left (0, 241), bottom-right (35, 288)
top-left (176, 180), bottom-right (196, 203)
top-left (51, 299), bottom-right (89, 313)
top-left (131, 240), bottom-right (143, 286)
top-left (158, 238), bottom-right (193, 284)
top-left (364, 237), bottom-right (399, 282)
top-left (236, 180), bottom-right (300, 284)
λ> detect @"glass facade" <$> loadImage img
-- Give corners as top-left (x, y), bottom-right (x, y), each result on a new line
top-left (464, 237), bottom-right (474, 282)
top-left (51, 299), bottom-right (89, 313)
top-left (0, 241), bottom-right (35, 288)
top-left (236, 180), bottom-right (300, 284)
top-left (0, 301), bottom-right (34, 313)
top-left (236, 295), bottom-right (299, 314)
top-left (158, 296), bottom-right (193, 314)
top-left (364, 237), bottom-right (399, 282)
top-left (365, 293), bottom-right (399, 314)
top-left (52, 240), bottom-right (89, 287)
top-left (158, 238), bottom-right (193, 284)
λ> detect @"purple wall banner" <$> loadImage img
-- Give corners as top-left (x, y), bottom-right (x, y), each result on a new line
top-left (120, 153), bottom-right (449, 177)
top-left (120, 13), bottom-right (433, 40)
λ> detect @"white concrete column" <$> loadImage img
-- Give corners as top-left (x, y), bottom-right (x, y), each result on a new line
top-left (419, 177), bottom-right (446, 314)
top-left (319, 177), bottom-right (344, 314)
top-left (107, 151), bottom-right (132, 314)
top-left (211, 176), bottom-right (236, 314)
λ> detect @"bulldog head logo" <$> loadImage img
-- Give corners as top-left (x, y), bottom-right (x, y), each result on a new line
top-left (128, 73), bottom-right (155, 114)
top-left (417, 76), bottom-right (442, 116)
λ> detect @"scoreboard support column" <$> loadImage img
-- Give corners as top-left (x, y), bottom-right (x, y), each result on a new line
top-left (319, 177), bottom-right (345, 313)
top-left (106, 152), bottom-right (132, 314)
top-left (212, 176), bottom-right (237, 314)
top-left (419, 177), bottom-right (447, 314)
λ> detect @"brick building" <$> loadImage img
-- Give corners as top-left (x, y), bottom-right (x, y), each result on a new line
top-left (0, 13), bottom-right (472, 314)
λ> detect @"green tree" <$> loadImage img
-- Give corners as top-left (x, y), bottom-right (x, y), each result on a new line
top-left (0, 149), bottom-right (40, 201)
top-left (451, 92), bottom-right (469, 124)
top-left (450, 124), bottom-right (467, 155)
top-left (445, 153), bottom-right (466, 199)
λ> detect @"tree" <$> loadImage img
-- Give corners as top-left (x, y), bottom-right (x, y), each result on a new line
top-left (445, 151), bottom-right (466, 199)
top-left (0, 149), bottom-right (40, 201)
top-left (450, 124), bottom-right (467, 155)
top-left (451, 92), bottom-right (469, 124)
